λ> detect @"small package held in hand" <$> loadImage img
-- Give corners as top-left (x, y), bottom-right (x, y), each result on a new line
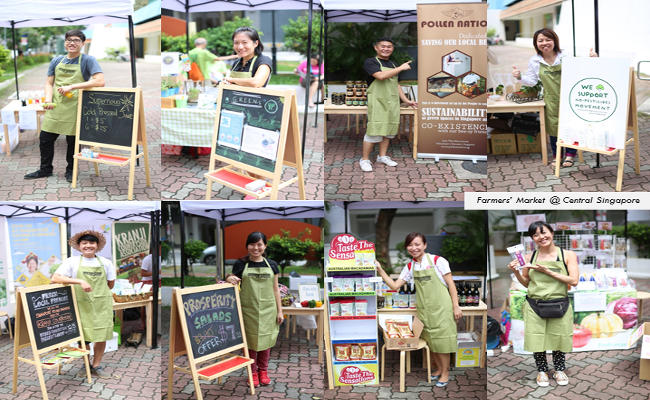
top-left (507, 244), bottom-right (527, 270)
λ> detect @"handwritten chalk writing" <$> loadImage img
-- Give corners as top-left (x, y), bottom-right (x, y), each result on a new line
top-left (183, 293), bottom-right (237, 317)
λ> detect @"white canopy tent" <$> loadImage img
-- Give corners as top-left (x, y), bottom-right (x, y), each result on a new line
top-left (178, 200), bottom-right (325, 284)
top-left (0, 201), bottom-right (162, 348)
top-left (0, 0), bottom-right (138, 99)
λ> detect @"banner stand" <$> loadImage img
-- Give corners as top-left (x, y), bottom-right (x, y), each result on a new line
top-left (555, 68), bottom-right (640, 191)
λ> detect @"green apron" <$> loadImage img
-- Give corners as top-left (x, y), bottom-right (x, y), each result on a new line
top-left (414, 254), bottom-right (458, 353)
top-left (523, 247), bottom-right (573, 352)
top-left (74, 256), bottom-right (114, 343)
top-left (41, 54), bottom-right (85, 136)
top-left (538, 62), bottom-right (562, 137)
top-left (366, 57), bottom-right (400, 136)
top-left (240, 258), bottom-right (279, 351)
top-left (230, 56), bottom-right (257, 80)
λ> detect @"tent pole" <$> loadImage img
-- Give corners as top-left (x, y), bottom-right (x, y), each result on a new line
top-left (11, 21), bottom-right (19, 100)
top-left (180, 210), bottom-right (187, 289)
top-left (571, 0), bottom-right (576, 56)
top-left (301, 0), bottom-right (314, 159)
top-left (185, 1), bottom-right (190, 53)
top-left (594, 0), bottom-right (600, 169)
top-left (271, 10), bottom-right (277, 75)
top-left (312, 9), bottom-right (324, 128)
top-left (150, 209), bottom-right (160, 348)
top-left (65, 207), bottom-right (71, 257)
top-left (485, 210), bottom-right (492, 308)
top-left (127, 15), bottom-right (137, 87)
top-left (344, 202), bottom-right (349, 233)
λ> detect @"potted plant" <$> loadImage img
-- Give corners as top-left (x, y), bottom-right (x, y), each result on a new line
top-left (188, 87), bottom-right (201, 103)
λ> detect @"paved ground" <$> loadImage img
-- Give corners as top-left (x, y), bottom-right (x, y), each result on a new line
top-left (161, 305), bottom-right (325, 399)
top-left (487, 44), bottom-right (650, 192)
top-left (486, 268), bottom-right (650, 400)
top-left (0, 334), bottom-right (161, 400)
top-left (160, 111), bottom-right (323, 200)
top-left (0, 60), bottom-right (161, 201)
top-left (323, 116), bottom-right (486, 201)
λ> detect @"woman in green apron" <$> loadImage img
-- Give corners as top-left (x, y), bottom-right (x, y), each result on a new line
top-left (360, 38), bottom-right (417, 172)
top-left (51, 229), bottom-right (115, 379)
top-left (512, 28), bottom-right (597, 167)
top-left (508, 221), bottom-right (579, 387)
top-left (24, 29), bottom-right (104, 182)
top-left (224, 27), bottom-right (272, 88)
top-left (225, 232), bottom-right (284, 387)
top-left (376, 232), bottom-right (462, 387)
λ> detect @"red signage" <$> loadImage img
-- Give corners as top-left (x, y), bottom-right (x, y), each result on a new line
top-left (328, 234), bottom-right (375, 261)
top-left (338, 366), bottom-right (376, 385)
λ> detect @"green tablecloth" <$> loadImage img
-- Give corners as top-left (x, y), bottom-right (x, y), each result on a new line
top-left (161, 107), bottom-right (215, 147)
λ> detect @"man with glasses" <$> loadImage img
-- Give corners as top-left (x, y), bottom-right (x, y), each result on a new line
top-left (24, 29), bottom-right (104, 183)
top-left (359, 38), bottom-right (417, 172)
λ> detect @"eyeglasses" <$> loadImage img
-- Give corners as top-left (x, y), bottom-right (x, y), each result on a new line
top-left (65, 39), bottom-right (83, 44)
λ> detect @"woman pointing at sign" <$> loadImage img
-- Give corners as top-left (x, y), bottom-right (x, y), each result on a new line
top-left (24, 29), bottom-right (105, 183)
top-left (512, 28), bottom-right (597, 168)
top-left (225, 232), bottom-right (284, 387)
top-left (51, 229), bottom-right (115, 379)
top-left (375, 232), bottom-right (461, 387)
top-left (223, 27), bottom-right (272, 88)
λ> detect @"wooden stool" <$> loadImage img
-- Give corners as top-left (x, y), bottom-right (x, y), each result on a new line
top-left (0, 311), bottom-right (11, 338)
top-left (380, 339), bottom-right (431, 392)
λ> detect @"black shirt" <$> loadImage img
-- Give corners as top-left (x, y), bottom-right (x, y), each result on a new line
top-left (232, 258), bottom-right (279, 279)
top-left (231, 54), bottom-right (273, 87)
top-left (363, 57), bottom-right (398, 86)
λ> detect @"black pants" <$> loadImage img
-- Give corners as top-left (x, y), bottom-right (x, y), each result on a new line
top-left (533, 351), bottom-right (566, 372)
top-left (39, 130), bottom-right (76, 173)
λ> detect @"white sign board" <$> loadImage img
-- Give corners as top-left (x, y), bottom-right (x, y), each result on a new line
top-left (573, 291), bottom-right (607, 312)
top-left (161, 52), bottom-right (181, 76)
top-left (515, 214), bottom-right (546, 232)
top-left (298, 284), bottom-right (320, 302)
top-left (559, 57), bottom-right (631, 150)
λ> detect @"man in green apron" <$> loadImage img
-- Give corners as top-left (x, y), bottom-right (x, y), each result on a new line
top-left (51, 229), bottom-right (116, 379)
top-left (360, 38), bottom-right (417, 172)
top-left (24, 29), bottom-right (104, 182)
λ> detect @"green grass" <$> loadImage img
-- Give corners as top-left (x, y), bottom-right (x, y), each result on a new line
top-left (162, 276), bottom-right (216, 287)
top-left (0, 61), bottom-right (50, 83)
top-left (276, 60), bottom-right (299, 73)
top-left (269, 74), bottom-right (300, 85)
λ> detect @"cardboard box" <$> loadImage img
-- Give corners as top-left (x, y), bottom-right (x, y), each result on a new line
top-left (161, 97), bottom-right (175, 109)
top-left (516, 133), bottom-right (541, 153)
top-left (90, 332), bottom-right (119, 356)
top-left (456, 331), bottom-right (481, 368)
top-left (628, 322), bottom-right (650, 380)
top-left (490, 133), bottom-right (517, 155)
top-left (379, 316), bottom-right (424, 350)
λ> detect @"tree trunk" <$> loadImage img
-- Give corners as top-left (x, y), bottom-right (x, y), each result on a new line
top-left (375, 209), bottom-right (397, 272)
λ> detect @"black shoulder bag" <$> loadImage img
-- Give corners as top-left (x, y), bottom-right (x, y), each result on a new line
top-left (525, 249), bottom-right (570, 319)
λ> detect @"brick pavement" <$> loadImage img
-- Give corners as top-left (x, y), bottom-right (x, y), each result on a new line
top-left (160, 112), bottom-right (323, 200)
top-left (161, 305), bottom-right (325, 399)
top-left (324, 116), bottom-right (486, 201)
top-left (0, 60), bottom-right (161, 201)
top-left (0, 334), bottom-right (161, 400)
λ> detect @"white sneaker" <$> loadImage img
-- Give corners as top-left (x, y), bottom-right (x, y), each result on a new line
top-left (536, 371), bottom-right (550, 387)
top-left (376, 155), bottom-right (398, 167)
top-left (359, 159), bottom-right (373, 172)
top-left (553, 371), bottom-right (568, 386)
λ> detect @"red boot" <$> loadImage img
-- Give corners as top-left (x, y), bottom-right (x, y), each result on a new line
top-left (251, 371), bottom-right (260, 387)
top-left (259, 370), bottom-right (271, 386)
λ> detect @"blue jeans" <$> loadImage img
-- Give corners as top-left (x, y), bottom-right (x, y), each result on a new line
top-left (549, 136), bottom-right (576, 158)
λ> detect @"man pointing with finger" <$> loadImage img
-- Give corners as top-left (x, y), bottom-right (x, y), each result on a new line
top-left (359, 37), bottom-right (417, 172)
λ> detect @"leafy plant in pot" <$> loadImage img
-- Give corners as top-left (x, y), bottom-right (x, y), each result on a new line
top-left (188, 88), bottom-right (201, 103)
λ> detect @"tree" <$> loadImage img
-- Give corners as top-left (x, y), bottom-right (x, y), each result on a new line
top-left (282, 14), bottom-right (323, 56)
top-left (8, 26), bottom-right (84, 52)
top-left (184, 239), bottom-right (208, 270)
top-left (0, 45), bottom-right (10, 76)
top-left (265, 229), bottom-right (319, 277)
top-left (161, 16), bottom-right (258, 55)
top-left (375, 209), bottom-right (397, 274)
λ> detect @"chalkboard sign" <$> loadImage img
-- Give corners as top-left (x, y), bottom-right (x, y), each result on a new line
top-left (215, 88), bottom-right (285, 172)
top-left (24, 286), bottom-right (80, 350)
top-left (79, 89), bottom-right (137, 147)
top-left (180, 285), bottom-right (243, 360)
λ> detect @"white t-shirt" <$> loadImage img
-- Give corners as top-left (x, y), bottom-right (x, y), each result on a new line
top-left (55, 255), bottom-right (116, 281)
top-left (140, 254), bottom-right (153, 282)
top-left (398, 253), bottom-right (450, 287)
top-left (520, 51), bottom-right (565, 87)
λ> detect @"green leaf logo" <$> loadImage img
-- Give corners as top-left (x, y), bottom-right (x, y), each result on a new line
top-left (596, 84), bottom-right (604, 90)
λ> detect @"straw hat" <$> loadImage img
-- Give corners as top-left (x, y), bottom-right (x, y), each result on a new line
top-left (69, 229), bottom-right (107, 252)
